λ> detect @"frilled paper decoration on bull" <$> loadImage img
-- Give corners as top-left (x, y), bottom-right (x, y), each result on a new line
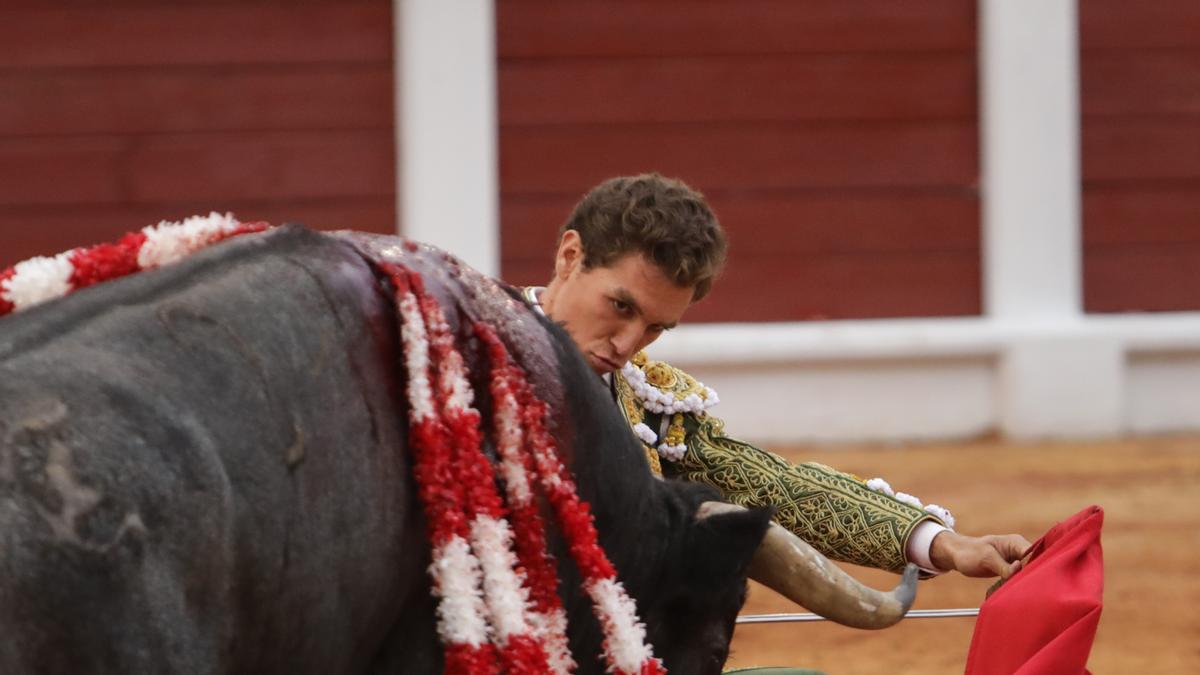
top-left (963, 505), bottom-right (1104, 675)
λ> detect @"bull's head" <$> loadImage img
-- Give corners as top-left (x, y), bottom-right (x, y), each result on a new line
top-left (637, 499), bottom-right (774, 674)
top-left (626, 496), bottom-right (917, 675)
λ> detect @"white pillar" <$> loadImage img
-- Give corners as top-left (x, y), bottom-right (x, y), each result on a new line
top-left (394, 0), bottom-right (499, 276)
top-left (980, 0), bottom-right (1081, 320)
top-left (980, 0), bottom-right (1121, 438)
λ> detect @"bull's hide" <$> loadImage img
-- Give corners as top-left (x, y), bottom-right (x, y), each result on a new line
top-left (0, 226), bottom-right (770, 674)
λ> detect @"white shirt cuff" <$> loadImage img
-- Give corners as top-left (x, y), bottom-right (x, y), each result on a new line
top-left (906, 520), bottom-right (950, 575)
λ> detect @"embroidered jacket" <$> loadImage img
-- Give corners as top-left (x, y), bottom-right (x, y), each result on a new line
top-left (614, 351), bottom-right (947, 574)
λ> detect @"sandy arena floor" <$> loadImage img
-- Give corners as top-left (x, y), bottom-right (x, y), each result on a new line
top-left (724, 436), bottom-right (1200, 674)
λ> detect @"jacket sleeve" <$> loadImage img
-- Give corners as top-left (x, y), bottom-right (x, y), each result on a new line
top-left (664, 412), bottom-right (944, 574)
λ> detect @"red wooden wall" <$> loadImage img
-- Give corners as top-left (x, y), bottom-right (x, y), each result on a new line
top-left (0, 1), bottom-right (395, 268)
top-left (497, 0), bottom-right (981, 322)
top-left (1080, 1), bottom-right (1200, 313)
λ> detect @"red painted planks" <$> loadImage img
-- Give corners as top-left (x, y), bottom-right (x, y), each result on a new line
top-left (1082, 51), bottom-right (1200, 117)
top-left (497, 0), bottom-right (973, 58)
top-left (1083, 120), bottom-right (1200, 183)
top-left (1084, 246), bottom-right (1200, 313)
top-left (713, 192), bottom-right (978, 256)
top-left (1080, 0), bottom-right (1200, 50)
top-left (0, 131), bottom-right (394, 206)
top-left (0, 137), bottom-right (126, 206)
top-left (0, 65), bottom-right (393, 138)
top-left (0, 4), bottom-right (391, 69)
top-left (500, 54), bottom-right (975, 125)
top-left (1084, 188), bottom-right (1200, 246)
top-left (501, 122), bottom-right (977, 194)
top-left (1080, 2), bottom-right (1200, 312)
top-left (694, 252), bottom-right (980, 321)
top-left (127, 131), bottom-right (395, 202)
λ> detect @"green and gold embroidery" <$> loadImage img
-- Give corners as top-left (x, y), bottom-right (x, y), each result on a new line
top-left (614, 353), bottom-right (942, 572)
top-left (665, 415), bottom-right (934, 573)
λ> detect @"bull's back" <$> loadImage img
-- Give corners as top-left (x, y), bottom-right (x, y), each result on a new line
top-left (0, 228), bottom-right (422, 673)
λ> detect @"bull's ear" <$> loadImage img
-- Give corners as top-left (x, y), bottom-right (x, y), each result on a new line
top-left (683, 506), bottom-right (774, 586)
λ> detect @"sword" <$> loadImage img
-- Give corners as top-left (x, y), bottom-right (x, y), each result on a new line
top-left (736, 608), bottom-right (981, 624)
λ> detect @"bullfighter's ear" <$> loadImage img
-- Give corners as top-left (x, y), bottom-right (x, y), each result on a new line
top-left (683, 506), bottom-right (774, 587)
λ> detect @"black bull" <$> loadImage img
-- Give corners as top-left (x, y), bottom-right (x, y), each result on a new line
top-left (0, 226), bottom-right (775, 674)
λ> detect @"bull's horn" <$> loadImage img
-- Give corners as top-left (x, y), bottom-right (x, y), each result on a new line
top-left (698, 501), bottom-right (918, 630)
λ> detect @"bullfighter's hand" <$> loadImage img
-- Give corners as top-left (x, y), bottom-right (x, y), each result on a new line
top-left (929, 531), bottom-right (1032, 579)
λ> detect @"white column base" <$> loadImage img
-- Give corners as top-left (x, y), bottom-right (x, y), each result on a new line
top-left (1127, 353), bottom-right (1200, 434)
top-left (998, 332), bottom-right (1123, 439)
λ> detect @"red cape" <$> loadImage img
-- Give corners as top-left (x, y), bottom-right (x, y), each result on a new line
top-left (964, 505), bottom-right (1104, 675)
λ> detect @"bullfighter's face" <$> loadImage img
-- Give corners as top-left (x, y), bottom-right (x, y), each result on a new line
top-left (541, 230), bottom-right (694, 375)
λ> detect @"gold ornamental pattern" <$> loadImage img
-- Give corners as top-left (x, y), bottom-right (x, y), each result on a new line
top-left (634, 351), bottom-right (712, 405)
top-left (666, 414), bottom-right (935, 573)
top-left (612, 365), bottom-right (663, 476)
top-left (614, 352), bottom-right (941, 573)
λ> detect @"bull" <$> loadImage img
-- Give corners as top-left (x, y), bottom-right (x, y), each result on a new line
top-left (0, 226), bottom-right (916, 673)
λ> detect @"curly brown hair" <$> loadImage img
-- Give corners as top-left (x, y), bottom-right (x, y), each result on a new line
top-left (560, 173), bottom-right (727, 301)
